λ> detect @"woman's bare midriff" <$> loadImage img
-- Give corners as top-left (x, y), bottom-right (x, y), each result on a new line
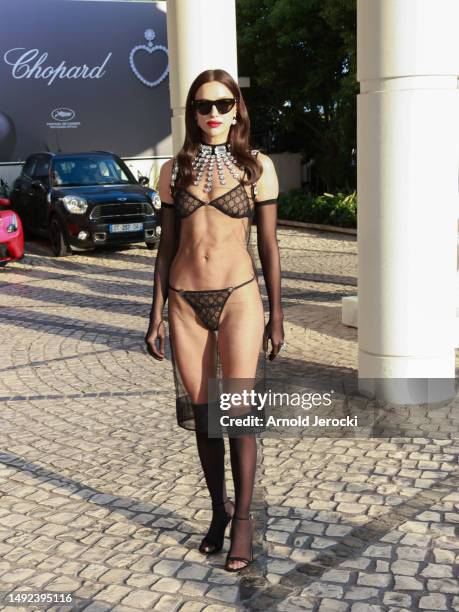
top-left (169, 206), bottom-right (254, 289)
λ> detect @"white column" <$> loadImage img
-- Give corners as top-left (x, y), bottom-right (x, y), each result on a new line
top-left (166, 0), bottom-right (238, 154)
top-left (357, 0), bottom-right (459, 402)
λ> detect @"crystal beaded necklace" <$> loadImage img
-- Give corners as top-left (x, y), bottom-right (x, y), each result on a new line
top-left (170, 142), bottom-right (243, 195)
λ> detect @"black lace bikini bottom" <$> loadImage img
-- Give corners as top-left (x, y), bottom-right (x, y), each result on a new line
top-left (169, 276), bottom-right (255, 332)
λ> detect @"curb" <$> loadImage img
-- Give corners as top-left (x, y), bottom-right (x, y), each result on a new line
top-left (278, 219), bottom-right (357, 236)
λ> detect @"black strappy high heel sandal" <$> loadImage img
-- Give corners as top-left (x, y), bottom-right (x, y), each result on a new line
top-left (199, 498), bottom-right (235, 555)
top-left (224, 514), bottom-right (254, 572)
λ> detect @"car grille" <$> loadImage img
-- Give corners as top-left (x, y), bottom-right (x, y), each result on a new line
top-left (90, 202), bottom-right (154, 219)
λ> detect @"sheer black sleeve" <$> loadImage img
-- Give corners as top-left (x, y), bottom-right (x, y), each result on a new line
top-left (149, 159), bottom-right (178, 323)
top-left (256, 203), bottom-right (282, 320)
top-left (149, 203), bottom-right (177, 322)
top-left (253, 154), bottom-right (282, 320)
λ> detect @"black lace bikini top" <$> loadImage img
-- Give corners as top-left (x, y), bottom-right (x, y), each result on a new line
top-left (162, 182), bottom-right (276, 220)
top-left (173, 183), bottom-right (254, 220)
top-left (161, 153), bottom-right (277, 219)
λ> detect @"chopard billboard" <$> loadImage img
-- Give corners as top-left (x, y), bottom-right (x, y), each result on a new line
top-left (0, 0), bottom-right (171, 162)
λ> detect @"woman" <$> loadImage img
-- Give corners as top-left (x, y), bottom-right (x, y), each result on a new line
top-left (145, 68), bottom-right (284, 572)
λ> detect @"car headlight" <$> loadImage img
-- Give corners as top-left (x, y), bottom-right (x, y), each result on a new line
top-left (7, 213), bottom-right (18, 233)
top-left (151, 193), bottom-right (161, 210)
top-left (146, 190), bottom-right (161, 210)
top-left (62, 195), bottom-right (88, 214)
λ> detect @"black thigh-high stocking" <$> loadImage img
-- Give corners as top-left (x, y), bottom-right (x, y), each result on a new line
top-left (194, 418), bottom-right (234, 554)
top-left (228, 434), bottom-right (257, 517)
top-left (195, 430), bottom-right (227, 505)
top-left (226, 434), bottom-right (257, 568)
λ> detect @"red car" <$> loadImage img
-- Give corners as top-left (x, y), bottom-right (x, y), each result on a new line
top-left (0, 197), bottom-right (24, 266)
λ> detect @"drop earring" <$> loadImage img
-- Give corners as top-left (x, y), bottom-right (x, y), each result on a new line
top-left (231, 117), bottom-right (237, 125)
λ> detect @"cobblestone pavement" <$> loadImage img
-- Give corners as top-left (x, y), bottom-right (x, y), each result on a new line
top-left (0, 228), bottom-right (458, 612)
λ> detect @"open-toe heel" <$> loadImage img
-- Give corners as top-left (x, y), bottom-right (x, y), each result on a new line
top-left (199, 498), bottom-right (234, 555)
top-left (224, 514), bottom-right (254, 572)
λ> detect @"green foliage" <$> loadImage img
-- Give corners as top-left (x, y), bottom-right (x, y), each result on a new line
top-left (237, 0), bottom-right (357, 193)
top-left (278, 189), bottom-right (357, 228)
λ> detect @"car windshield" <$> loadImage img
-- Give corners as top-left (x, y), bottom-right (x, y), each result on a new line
top-left (51, 157), bottom-right (137, 187)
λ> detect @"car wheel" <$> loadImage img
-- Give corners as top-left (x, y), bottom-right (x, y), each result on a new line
top-left (146, 241), bottom-right (158, 250)
top-left (49, 216), bottom-right (71, 257)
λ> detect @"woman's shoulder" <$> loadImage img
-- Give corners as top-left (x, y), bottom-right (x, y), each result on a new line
top-left (255, 151), bottom-right (275, 172)
top-left (252, 152), bottom-right (278, 200)
top-left (159, 158), bottom-right (174, 178)
top-left (158, 158), bottom-right (175, 202)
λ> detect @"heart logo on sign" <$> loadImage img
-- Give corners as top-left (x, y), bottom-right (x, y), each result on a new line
top-left (129, 29), bottom-right (169, 88)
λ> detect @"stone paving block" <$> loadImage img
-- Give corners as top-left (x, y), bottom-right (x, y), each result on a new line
top-left (176, 564), bottom-right (210, 580)
top-left (1, 569), bottom-right (37, 584)
top-left (344, 586), bottom-right (379, 601)
top-left (302, 583), bottom-right (343, 599)
top-left (393, 575), bottom-right (423, 590)
top-left (207, 570), bottom-right (239, 585)
top-left (127, 556), bottom-right (156, 573)
top-left (152, 559), bottom-right (183, 576)
top-left (420, 563), bottom-right (454, 578)
top-left (357, 572), bottom-right (391, 587)
top-left (180, 579), bottom-right (209, 597)
top-left (363, 545), bottom-right (392, 559)
top-left (266, 529), bottom-right (290, 544)
top-left (43, 575), bottom-right (81, 593)
top-left (396, 546), bottom-right (427, 561)
top-left (321, 569), bottom-right (352, 584)
top-left (120, 589), bottom-right (160, 609)
top-left (400, 533), bottom-right (432, 547)
top-left (426, 578), bottom-right (459, 594)
top-left (341, 559), bottom-right (371, 570)
top-left (206, 585), bottom-right (239, 604)
top-left (432, 548), bottom-right (455, 563)
top-left (298, 521), bottom-right (325, 535)
top-left (318, 599), bottom-right (349, 611)
top-left (79, 564), bottom-right (108, 581)
top-left (418, 593), bottom-right (448, 610)
top-left (383, 592), bottom-right (412, 608)
top-left (160, 545), bottom-right (189, 559)
top-left (92, 584), bottom-right (132, 605)
top-left (154, 594), bottom-right (184, 611)
top-left (23, 571), bottom-right (56, 588)
top-left (99, 569), bottom-right (131, 584)
top-left (153, 577), bottom-right (182, 593)
top-left (390, 560), bottom-right (419, 576)
top-left (73, 580), bottom-right (106, 599)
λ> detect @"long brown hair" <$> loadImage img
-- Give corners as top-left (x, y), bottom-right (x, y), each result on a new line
top-left (174, 69), bottom-right (262, 191)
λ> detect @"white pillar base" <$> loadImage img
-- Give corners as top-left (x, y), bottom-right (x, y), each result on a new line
top-left (358, 349), bottom-right (455, 380)
top-left (343, 294), bottom-right (459, 350)
top-left (358, 372), bottom-right (456, 405)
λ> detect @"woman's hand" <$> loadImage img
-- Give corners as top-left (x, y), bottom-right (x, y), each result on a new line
top-left (263, 316), bottom-right (285, 361)
top-left (145, 318), bottom-right (166, 360)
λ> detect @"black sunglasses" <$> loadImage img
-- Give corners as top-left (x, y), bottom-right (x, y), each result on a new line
top-left (192, 98), bottom-right (237, 116)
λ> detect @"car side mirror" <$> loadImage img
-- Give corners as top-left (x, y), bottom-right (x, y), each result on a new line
top-left (138, 176), bottom-right (149, 186)
top-left (31, 179), bottom-right (47, 191)
top-left (0, 198), bottom-right (10, 207)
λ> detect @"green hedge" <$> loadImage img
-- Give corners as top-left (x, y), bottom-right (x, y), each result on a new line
top-left (278, 189), bottom-right (357, 228)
